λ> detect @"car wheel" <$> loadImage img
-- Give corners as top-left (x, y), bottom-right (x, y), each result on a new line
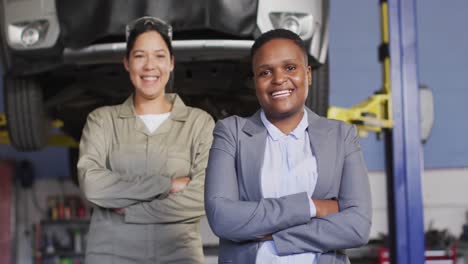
top-left (4, 78), bottom-right (49, 151)
top-left (306, 57), bottom-right (329, 117)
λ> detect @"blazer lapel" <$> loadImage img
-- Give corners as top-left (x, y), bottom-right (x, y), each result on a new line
top-left (240, 111), bottom-right (267, 201)
top-left (306, 108), bottom-right (334, 198)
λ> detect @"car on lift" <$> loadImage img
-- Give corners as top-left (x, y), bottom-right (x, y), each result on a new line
top-left (0, 0), bottom-right (329, 151)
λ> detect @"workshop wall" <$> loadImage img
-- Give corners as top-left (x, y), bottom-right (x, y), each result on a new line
top-left (0, 145), bottom-right (70, 179)
top-left (369, 169), bottom-right (468, 238)
top-left (329, 0), bottom-right (468, 170)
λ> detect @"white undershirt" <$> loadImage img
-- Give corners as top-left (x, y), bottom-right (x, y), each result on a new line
top-left (138, 113), bottom-right (171, 133)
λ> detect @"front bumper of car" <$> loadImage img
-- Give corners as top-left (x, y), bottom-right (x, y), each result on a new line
top-left (63, 40), bottom-right (255, 65)
top-left (1, 0), bottom-right (327, 74)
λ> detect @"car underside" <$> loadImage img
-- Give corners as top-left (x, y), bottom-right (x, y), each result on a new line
top-left (1, 0), bottom-right (329, 150)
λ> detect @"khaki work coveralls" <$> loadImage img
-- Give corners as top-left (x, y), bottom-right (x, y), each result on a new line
top-left (78, 94), bottom-right (214, 264)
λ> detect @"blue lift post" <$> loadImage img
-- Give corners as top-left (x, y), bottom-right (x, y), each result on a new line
top-left (385, 0), bottom-right (426, 263)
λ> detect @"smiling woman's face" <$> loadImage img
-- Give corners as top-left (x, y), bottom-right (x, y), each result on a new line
top-left (124, 31), bottom-right (174, 101)
top-left (252, 38), bottom-right (311, 120)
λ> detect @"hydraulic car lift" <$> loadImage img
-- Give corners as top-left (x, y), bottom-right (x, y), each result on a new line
top-left (328, 0), bottom-right (425, 263)
top-left (385, 0), bottom-right (425, 262)
top-left (0, 116), bottom-right (78, 148)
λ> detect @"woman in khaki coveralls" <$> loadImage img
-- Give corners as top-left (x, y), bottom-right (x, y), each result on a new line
top-left (77, 17), bottom-right (214, 264)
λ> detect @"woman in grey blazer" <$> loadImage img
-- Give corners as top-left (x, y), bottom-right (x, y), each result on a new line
top-left (205, 29), bottom-right (372, 264)
top-left (78, 17), bottom-right (214, 263)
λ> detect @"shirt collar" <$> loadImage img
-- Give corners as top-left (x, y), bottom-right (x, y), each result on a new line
top-left (260, 109), bottom-right (308, 141)
top-left (118, 93), bottom-right (189, 121)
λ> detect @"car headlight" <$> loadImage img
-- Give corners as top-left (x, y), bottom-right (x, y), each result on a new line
top-left (8, 20), bottom-right (49, 48)
top-left (21, 27), bottom-right (41, 46)
top-left (281, 16), bottom-right (301, 35)
top-left (269, 13), bottom-right (315, 39)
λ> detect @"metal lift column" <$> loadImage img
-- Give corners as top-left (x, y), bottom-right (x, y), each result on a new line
top-left (385, 0), bottom-right (425, 263)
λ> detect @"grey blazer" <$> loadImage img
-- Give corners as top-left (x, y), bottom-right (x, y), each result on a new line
top-left (205, 108), bottom-right (372, 264)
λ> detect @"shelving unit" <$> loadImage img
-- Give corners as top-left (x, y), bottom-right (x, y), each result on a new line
top-left (33, 219), bottom-right (89, 264)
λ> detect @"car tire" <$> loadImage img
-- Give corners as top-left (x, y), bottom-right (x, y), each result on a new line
top-left (4, 78), bottom-right (49, 151)
top-left (306, 57), bottom-right (329, 117)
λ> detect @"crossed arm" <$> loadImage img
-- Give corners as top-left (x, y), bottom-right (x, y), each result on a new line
top-left (78, 111), bottom-right (172, 209)
top-left (258, 199), bottom-right (338, 241)
top-left (204, 121), bottom-right (372, 254)
top-left (78, 110), bottom-right (215, 224)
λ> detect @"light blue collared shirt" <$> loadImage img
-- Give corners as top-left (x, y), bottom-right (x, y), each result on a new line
top-left (256, 109), bottom-right (318, 264)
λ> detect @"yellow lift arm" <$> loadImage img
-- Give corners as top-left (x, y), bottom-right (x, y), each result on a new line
top-left (327, 1), bottom-right (393, 137)
top-left (0, 114), bottom-right (79, 148)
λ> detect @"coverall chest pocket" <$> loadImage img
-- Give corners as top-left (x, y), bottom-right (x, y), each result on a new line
top-left (163, 146), bottom-right (191, 178)
top-left (109, 144), bottom-right (147, 182)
